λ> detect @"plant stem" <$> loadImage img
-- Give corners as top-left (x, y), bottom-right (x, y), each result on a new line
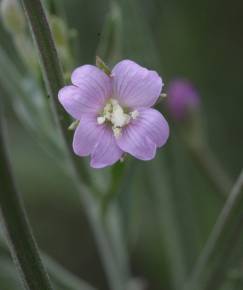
top-left (20, 0), bottom-right (65, 126)
top-left (0, 224), bottom-right (97, 290)
top-left (0, 106), bottom-right (53, 290)
top-left (146, 159), bottom-right (188, 290)
top-left (185, 169), bottom-right (243, 290)
top-left (20, 0), bottom-right (127, 289)
top-left (178, 114), bottom-right (232, 199)
top-left (43, 254), bottom-right (97, 290)
top-left (189, 143), bottom-right (232, 198)
top-left (176, 112), bottom-right (232, 199)
top-left (20, 0), bottom-right (92, 186)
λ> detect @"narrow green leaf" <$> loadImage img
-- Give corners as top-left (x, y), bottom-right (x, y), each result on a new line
top-left (0, 227), bottom-right (97, 290)
top-left (0, 102), bottom-right (53, 290)
top-left (145, 157), bottom-right (188, 290)
top-left (185, 170), bottom-right (243, 290)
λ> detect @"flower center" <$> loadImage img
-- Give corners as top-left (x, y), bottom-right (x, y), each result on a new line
top-left (97, 99), bottom-right (139, 138)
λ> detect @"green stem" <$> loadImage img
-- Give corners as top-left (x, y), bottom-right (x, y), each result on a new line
top-left (177, 113), bottom-right (232, 199)
top-left (43, 254), bottom-right (97, 290)
top-left (20, 0), bottom-right (92, 186)
top-left (101, 161), bottom-right (125, 215)
top-left (20, 0), bottom-right (127, 289)
top-left (189, 143), bottom-right (232, 198)
top-left (185, 169), bottom-right (243, 290)
top-left (146, 159), bottom-right (187, 290)
top-left (0, 225), bottom-right (97, 290)
top-left (0, 106), bottom-right (53, 290)
top-left (20, 0), bottom-right (65, 125)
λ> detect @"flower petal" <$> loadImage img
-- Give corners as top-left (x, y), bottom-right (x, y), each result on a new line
top-left (112, 60), bottom-right (163, 108)
top-left (116, 108), bottom-right (169, 160)
top-left (117, 125), bottom-right (157, 161)
top-left (73, 115), bottom-right (104, 156)
top-left (58, 85), bottom-right (103, 119)
top-left (135, 108), bottom-right (169, 147)
top-left (90, 127), bottom-right (123, 169)
top-left (71, 65), bottom-right (112, 104)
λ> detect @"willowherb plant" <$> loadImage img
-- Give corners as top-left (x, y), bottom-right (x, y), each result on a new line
top-left (0, 1), bottom-right (242, 290)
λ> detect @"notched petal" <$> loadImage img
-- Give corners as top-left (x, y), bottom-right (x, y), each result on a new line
top-left (135, 108), bottom-right (169, 147)
top-left (117, 125), bottom-right (157, 160)
top-left (112, 60), bottom-right (163, 109)
top-left (71, 64), bottom-right (112, 103)
top-left (58, 85), bottom-right (102, 119)
top-left (73, 115), bottom-right (104, 156)
top-left (116, 108), bottom-right (169, 160)
top-left (90, 127), bottom-right (123, 168)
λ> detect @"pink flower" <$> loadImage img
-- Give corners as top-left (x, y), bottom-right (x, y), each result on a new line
top-left (167, 79), bottom-right (200, 121)
top-left (58, 60), bottom-right (169, 168)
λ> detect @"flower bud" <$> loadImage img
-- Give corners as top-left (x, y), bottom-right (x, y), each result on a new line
top-left (167, 79), bottom-right (200, 121)
top-left (14, 34), bottom-right (39, 73)
top-left (50, 15), bottom-right (68, 47)
top-left (50, 15), bottom-right (73, 71)
top-left (96, 56), bottom-right (111, 75)
top-left (0, 0), bottom-right (25, 34)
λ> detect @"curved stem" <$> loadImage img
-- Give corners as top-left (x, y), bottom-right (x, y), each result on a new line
top-left (43, 254), bottom-right (97, 290)
top-left (0, 105), bottom-right (53, 290)
top-left (0, 221), bottom-right (97, 290)
top-left (189, 143), bottom-right (232, 198)
top-left (185, 169), bottom-right (243, 290)
top-left (20, 0), bottom-right (92, 186)
top-left (176, 113), bottom-right (232, 199)
top-left (147, 159), bottom-right (188, 289)
top-left (20, 0), bottom-right (128, 289)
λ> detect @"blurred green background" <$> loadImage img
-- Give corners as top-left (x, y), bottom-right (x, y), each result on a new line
top-left (0, 0), bottom-right (243, 289)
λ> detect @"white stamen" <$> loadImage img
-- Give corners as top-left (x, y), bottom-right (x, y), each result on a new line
top-left (97, 98), bottom-right (134, 137)
top-left (110, 99), bottom-right (119, 106)
top-left (111, 105), bottom-right (130, 127)
top-left (97, 116), bottom-right (106, 124)
top-left (130, 110), bottom-right (139, 119)
top-left (112, 127), bottom-right (122, 138)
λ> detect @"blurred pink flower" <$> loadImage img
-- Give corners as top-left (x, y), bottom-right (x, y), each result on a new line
top-left (58, 60), bottom-right (169, 168)
top-left (167, 79), bottom-right (200, 120)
